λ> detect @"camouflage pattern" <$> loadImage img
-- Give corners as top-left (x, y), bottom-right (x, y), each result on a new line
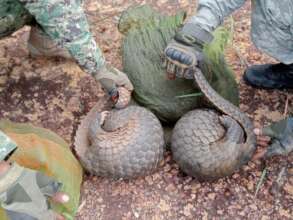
top-left (0, 0), bottom-right (133, 99)
top-left (0, 163), bottom-right (62, 220)
top-left (0, 131), bottom-right (17, 161)
top-left (187, 0), bottom-right (293, 64)
top-left (0, 0), bottom-right (105, 74)
top-left (18, 0), bottom-right (105, 75)
top-left (28, 26), bottom-right (72, 59)
top-left (0, 0), bottom-right (33, 38)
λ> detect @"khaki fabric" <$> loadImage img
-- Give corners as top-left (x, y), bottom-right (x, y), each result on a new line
top-left (0, 163), bottom-right (61, 220)
top-left (0, 120), bottom-right (82, 220)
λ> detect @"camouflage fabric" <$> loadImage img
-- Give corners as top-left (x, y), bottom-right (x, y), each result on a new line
top-left (0, 0), bottom-right (132, 97)
top-left (187, 0), bottom-right (293, 64)
top-left (0, 0), bottom-right (33, 38)
top-left (18, 0), bottom-right (105, 75)
top-left (0, 131), bottom-right (17, 161)
top-left (28, 26), bottom-right (72, 59)
top-left (0, 0), bottom-right (105, 74)
top-left (0, 163), bottom-right (61, 220)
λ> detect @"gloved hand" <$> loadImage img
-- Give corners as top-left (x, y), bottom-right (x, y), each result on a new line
top-left (254, 117), bottom-right (293, 157)
top-left (163, 23), bottom-right (213, 79)
top-left (94, 64), bottom-right (133, 109)
top-left (0, 162), bottom-right (69, 220)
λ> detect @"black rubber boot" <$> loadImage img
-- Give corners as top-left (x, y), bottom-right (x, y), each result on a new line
top-left (243, 63), bottom-right (293, 89)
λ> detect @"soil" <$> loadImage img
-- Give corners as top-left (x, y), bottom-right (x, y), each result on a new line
top-left (0, 1), bottom-right (292, 219)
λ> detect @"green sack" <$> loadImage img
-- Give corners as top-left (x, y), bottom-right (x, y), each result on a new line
top-left (0, 0), bottom-right (33, 38)
top-left (0, 120), bottom-right (82, 220)
top-left (119, 5), bottom-right (239, 123)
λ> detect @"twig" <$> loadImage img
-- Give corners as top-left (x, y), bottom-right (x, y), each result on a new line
top-left (275, 167), bottom-right (286, 187)
top-left (283, 95), bottom-right (289, 116)
top-left (229, 15), bottom-right (249, 68)
top-left (77, 200), bottom-right (87, 213)
top-left (175, 92), bottom-right (202, 98)
top-left (62, 212), bottom-right (74, 220)
top-left (233, 46), bottom-right (249, 68)
top-left (254, 167), bottom-right (267, 198)
top-left (271, 166), bottom-right (287, 197)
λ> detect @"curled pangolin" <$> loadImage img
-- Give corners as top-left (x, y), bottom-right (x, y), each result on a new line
top-left (74, 98), bottom-right (165, 179)
top-left (171, 69), bottom-right (257, 180)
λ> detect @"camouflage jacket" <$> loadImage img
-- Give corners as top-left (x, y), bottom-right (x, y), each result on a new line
top-left (1, 0), bottom-right (105, 75)
top-left (187, 0), bottom-right (293, 64)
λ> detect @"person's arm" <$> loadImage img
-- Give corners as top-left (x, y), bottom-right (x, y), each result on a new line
top-left (187, 0), bottom-right (247, 33)
top-left (19, 0), bottom-right (133, 108)
top-left (164, 0), bottom-right (247, 78)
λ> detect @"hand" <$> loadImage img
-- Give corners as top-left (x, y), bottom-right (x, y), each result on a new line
top-left (51, 192), bottom-right (70, 220)
top-left (253, 117), bottom-right (293, 159)
top-left (163, 23), bottom-right (213, 80)
top-left (95, 64), bottom-right (133, 108)
top-left (163, 39), bottom-right (202, 80)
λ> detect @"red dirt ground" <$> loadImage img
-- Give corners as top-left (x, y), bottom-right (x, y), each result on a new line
top-left (0, 1), bottom-right (292, 219)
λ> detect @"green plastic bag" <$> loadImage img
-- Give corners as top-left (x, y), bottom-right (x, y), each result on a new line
top-left (119, 5), bottom-right (239, 123)
top-left (0, 120), bottom-right (82, 220)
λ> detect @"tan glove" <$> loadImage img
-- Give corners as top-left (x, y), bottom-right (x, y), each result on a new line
top-left (94, 64), bottom-right (133, 109)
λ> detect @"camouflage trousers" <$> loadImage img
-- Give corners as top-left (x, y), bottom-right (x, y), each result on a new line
top-left (1, 0), bottom-right (105, 75)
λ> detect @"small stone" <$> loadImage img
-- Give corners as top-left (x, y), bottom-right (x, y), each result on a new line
top-left (159, 199), bottom-right (170, 212)
top-left (145, 176), bottom-right (153, 185)
top-left (247, 181), bottom-right (254, 191)
top-left (133, 211), bottom-right (139, 218)
top-left (207, 193), bottom-right (216, 200)
top-left (183, 185), bottom-right (191, 191)
top-left (183, 203), bottom-right (193, 217)
top-left (166, 184), bottom-right (176, 192)
top-left (191, 183), bottom-right (201, 193)
top-left (239, 211), bottom-right (245, 216)
top-left (249, 204), bottom-right (257, 211)
top-left (284, 183), bottom-right (293, 195)
top-left (279, 208), bottom-right (291, 218)
top-left (217, 210), bottom-right (224, 215)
